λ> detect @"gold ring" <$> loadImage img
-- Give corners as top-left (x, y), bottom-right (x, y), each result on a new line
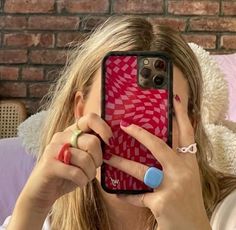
top-left (70, 129), bottom-right (83, 148)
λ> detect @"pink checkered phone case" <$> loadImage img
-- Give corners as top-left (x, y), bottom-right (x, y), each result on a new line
top-left (101, 51), bottom-right (173, 194)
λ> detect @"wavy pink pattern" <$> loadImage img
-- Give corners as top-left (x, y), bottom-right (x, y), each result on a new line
top-left (103, 55), bottom-right (170, 192)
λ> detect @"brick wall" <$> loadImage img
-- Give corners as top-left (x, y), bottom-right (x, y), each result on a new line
top-left (0, 0), bottom-right (236, 115)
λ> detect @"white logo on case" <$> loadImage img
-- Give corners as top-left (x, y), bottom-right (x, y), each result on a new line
top-left (110, 177), bottom-right (119, 187)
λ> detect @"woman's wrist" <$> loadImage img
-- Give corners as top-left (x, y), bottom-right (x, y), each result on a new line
top-left (6, 194), bottom-right (51, 230)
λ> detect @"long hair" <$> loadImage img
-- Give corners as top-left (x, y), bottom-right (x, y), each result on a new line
top-left (38, 16), bottom-right (236, 230)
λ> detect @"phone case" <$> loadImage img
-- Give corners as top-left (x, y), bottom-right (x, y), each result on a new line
top-left (101, 51), bottom-right (173, 194)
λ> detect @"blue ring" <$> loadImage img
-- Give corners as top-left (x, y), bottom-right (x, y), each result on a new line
top-left (144, 167), bottom-right (163, 189)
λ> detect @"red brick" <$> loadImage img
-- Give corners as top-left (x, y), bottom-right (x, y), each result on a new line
top-left (22, 67), bottom-right (44, 81)
top-left (38, 33), bottom-right (55, 48)
top-left (29, 50), bottom-right (67, 64)
top-left (148, 17), bottom-right (186, 31)
top-left (28, 83), bottom-right (51, 98)
top-left (0, 16), bottom-right (27, 30)
top-left (0, 50), bottom-right (27, 64)
top-left (28, 16), bottom-right (80, 30)
top-left (113, 0), bottom-right (163, 13)
top-left (3, 33), bottom-right (54, 48)
top-left (189, 18), bottom-right (236, 32)
top-left (183, 34), bottom-right (216, 49)
top-left (0, 66), bottom-right (19, 80)
top-left (220, 35), bottom-right (236, 50)
top-left (58, 0), bottom-right (109, 13)
top-left (0, 82), bottom-right (26, 97)
top-left (4, 0), bottom-right (55, 13)
top-left (81, 17), bottom-right (107, 30)
top-left (56, 32), bottom-right (87, 47)
top-left (4, 33), bottom-right (33, 47)
top-left (168, 1), bottom-right (219, 15)
top-left (223, 2), bottom-right (236, 16)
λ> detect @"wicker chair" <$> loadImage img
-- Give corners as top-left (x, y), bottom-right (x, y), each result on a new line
top-left (0, 100), bottom-right (27, 138)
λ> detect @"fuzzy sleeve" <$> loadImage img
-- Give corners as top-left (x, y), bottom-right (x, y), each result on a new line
top-left (210, 189), bottom-right (236, 230)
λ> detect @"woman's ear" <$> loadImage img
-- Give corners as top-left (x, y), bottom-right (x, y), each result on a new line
top-left (74, 91), bottom-right (85, 118)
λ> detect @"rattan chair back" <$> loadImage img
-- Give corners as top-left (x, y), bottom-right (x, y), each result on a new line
top-left (0, 100), bottom-right (27, 138)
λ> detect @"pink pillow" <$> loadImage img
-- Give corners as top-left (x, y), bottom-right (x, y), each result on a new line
top-left (212, 54), bottom-right (236, 122)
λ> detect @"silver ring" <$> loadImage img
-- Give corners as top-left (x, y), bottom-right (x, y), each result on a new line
top-left (176, 143), bottom-right (197, 154)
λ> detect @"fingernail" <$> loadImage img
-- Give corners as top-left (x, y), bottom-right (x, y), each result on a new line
top-left (103, 153), bottom-right (112, 160)
top-left (108, 137), bottom-right (115, 147)
top-left (120, 120), bottom-right (131, 127)
top-left (174, 94), bottom-right (181, 102)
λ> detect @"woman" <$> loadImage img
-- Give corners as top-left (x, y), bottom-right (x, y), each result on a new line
top-left (3, 16), bottom-right (236, 230)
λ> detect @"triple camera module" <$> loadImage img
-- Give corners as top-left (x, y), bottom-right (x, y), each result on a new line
top-left (138, 57), bottom-right (167, 89)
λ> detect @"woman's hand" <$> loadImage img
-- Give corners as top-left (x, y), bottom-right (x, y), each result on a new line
top-left (17, 113), bottom-right (113, 213)
top-left (103, 96), bottom-right (211, 230)
top-left (7, 113), bottom-right (114, 230)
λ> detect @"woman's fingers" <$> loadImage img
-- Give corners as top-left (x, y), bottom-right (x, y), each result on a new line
top-left (117, 95), bottom-right (196, 168)
top-left (76, 133), bottom-right (103, 167)
top-left (69, 147), bottom-right (97, 181)
top-left (173, 95), bottom-right (199, 170)
top-left (51, 113), bottom-right (114, 172)
top-left (46, 143), bottom-right (98, 182)
top-left (51, 132), bottom-right (104, 168)
top-left (66, 113), bottom-right (113, 146)
top-left (104, 154), bottom-right (164, 209)
top-left (120, 121), bottom-right (174, 166)
top-left (104, 154), bottom-right (149, 183)
top-left (53, 160), bottom-right (89, 187)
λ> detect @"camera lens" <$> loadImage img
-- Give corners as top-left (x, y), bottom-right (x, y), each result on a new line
top-left (153, 74), bottom-right (165, 87)
top-left (154, 59), bottom-right (165, 70)
top-left (140, 67), bottom-right (151, 79)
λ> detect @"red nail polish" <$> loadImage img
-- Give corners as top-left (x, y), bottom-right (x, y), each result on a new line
top-left (174, 94), bottom-right (181, 102)
top-left (104, 153), bottom-right (112, 160)
top-left (108, 137), bottom-right (115, 147)
top-left (120, 120), bottom-right (131, 127)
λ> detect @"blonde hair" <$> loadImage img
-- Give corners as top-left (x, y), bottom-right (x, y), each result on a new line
top-left (39, 16), bottom-right (236, 230)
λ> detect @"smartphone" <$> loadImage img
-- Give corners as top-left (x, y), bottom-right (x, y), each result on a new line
top-left (101, 51), bottom-right (173, 194)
